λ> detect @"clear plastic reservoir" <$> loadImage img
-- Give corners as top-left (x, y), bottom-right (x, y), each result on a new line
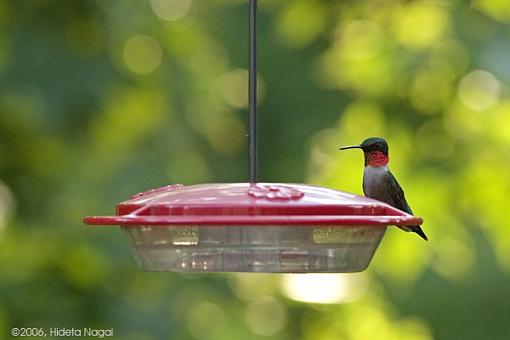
top-left (122, 224), bottom-right (386, 272)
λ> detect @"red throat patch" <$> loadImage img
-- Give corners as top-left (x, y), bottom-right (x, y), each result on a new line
top-left (365, 151), bottom-right (389, 167)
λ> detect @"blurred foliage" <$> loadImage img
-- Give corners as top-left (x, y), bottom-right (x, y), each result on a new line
top-left (1, 0), bottom-right (510, 339)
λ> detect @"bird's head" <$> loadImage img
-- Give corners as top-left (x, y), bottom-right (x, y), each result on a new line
top-left (339, 137), bottom-right (389, 167)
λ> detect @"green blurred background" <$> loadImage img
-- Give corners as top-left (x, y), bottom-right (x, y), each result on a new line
top-left (1, 0), bottom-right (510, 339)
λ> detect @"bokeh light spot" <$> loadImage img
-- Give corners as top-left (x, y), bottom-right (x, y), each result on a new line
top-left (474, 0), bottom-right (510, 23)
top-left (123, 35), bottom-right (163, 75)
top-left (433, 237), bottom-right (474, 280)
top-left (245, 297), bottom-right (288, 336)
top-left (395, 3), bottom-right (449, 48)
top-left (336, 20), bottom-right (384, 60)
top-left (340, 102), bottom-right (386, 139)
top-left (320, 49), bottom-right (392, 95)
top-left (277, 0), bottom-right (326, 48)
top-left (458, 70), bottom-right (500, 111)
top-left (151, 0), bottom-right (193, 21)
top-left (186, 302), bottom-right (225, 339)
top-left (409, 65), bottom-right (455, 114)
top-left (281, 273), bottom-right (368, 304)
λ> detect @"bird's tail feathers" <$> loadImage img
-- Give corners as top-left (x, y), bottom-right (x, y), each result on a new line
top-left (398, 225), bottom-right (428, 241)
top-left (409, 225), bottom-right (428, 241)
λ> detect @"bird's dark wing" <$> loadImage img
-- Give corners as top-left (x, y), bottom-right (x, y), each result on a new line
top-left (385, 171), bottom-right (428, 240)
top-left (385, 171), bottom-right (413, 214)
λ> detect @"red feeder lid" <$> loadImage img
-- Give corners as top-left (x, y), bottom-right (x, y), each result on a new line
top-left (83, 183), bottom-right (423, 226)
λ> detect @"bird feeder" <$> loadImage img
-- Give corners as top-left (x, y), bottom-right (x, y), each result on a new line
top-left (84, 0), bottom-right (424, 272)
top-left (84, 183), bottom-right (421, 272)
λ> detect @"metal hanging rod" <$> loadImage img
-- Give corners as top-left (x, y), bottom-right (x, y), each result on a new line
top-left (249, 0), bottom-right (257, 183)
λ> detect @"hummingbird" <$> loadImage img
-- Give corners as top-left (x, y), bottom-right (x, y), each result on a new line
top-left (339, 137), bottom-right (428, 240)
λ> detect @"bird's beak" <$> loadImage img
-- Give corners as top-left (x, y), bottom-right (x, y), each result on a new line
top-left (339, 145), bottom-right (362, 151)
